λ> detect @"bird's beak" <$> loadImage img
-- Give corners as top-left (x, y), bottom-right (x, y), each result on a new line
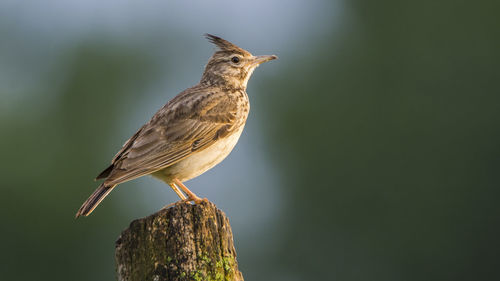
top-left (252, 55), bottom-right (278, 65)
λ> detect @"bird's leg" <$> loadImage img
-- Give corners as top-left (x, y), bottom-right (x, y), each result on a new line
top-left (173, 178), bottom-right (207, 204)
top-left (159, 183), bottom-right (189, 210)
top-left (168, 182), bottom-right (187, 200)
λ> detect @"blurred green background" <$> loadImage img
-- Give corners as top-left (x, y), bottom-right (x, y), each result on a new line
top-left (1, 1), bottom-right (499, 280)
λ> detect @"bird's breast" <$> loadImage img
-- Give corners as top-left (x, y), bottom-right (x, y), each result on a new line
top-left (154, 126), bottom-right (245, 182)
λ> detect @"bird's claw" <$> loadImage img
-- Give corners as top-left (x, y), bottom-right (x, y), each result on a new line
top-left (160, 197), bottom-right (208, 211)
top-left (181, 197), bottom-right (208, 205)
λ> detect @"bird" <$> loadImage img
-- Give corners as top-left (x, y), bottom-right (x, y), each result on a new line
top-left (75, 34), bottom-right (277, 217)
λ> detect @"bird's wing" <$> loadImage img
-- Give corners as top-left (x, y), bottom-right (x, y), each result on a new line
top-left (102, 88), bottom-right (240, 186)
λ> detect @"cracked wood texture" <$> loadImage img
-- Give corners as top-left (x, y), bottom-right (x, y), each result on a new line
top-left (115, 201), bottom-right (244, 281)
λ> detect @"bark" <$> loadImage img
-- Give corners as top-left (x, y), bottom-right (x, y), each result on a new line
top-left (115, 201), bottom-right (244, 281)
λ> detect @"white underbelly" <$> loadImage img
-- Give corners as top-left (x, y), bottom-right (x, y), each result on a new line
top-left (155, 126), bottom-right (244, 182)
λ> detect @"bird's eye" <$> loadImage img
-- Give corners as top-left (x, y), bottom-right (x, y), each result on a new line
top-left (231, 56), bottom-right (240, 63)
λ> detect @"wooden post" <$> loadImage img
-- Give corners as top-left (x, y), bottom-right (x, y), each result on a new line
top-left (115, 201), bottom-right (244, 281)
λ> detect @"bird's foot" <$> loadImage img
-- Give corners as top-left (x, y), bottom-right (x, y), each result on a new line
top-left (159, 199), bottom-right (191, 210)
top-left (182, 196), bottom-right (208, 205)
top-left (160, 202), bottom-right (177, 210)
top-left (160, 197), bottom-right (208, 211)
top-left (193, 197), bottom-right (209, 204)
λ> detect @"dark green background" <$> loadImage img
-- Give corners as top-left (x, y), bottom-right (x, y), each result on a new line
top-left (1, 1), bottom-right (499, 280)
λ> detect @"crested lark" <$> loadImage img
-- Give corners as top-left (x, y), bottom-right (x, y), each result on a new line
top-left (76, 34), bottom-right (277, 217)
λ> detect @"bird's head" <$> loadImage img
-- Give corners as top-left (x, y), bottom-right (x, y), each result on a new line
top-left (201, 34), bottom-right (277, 90)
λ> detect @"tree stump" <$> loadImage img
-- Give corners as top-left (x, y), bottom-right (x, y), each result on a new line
top-left (115, 201), bottom-right (244, 281)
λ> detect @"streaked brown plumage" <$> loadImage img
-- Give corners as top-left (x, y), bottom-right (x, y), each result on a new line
top-left (76, 34), bottom-right (277, 217)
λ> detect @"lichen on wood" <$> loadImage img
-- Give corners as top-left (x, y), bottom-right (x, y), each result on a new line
top-left (115, 201), bottom-right (244, 281)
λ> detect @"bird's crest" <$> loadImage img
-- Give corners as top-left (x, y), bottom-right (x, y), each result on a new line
top-left (205, 34), bottom-right (251, 56)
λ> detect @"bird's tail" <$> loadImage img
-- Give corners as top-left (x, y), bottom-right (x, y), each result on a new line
top-left (75, 183), bottom-right (115, 218)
